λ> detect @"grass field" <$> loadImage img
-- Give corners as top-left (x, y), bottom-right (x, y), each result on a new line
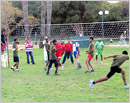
top-left (1, 47), bottom-right (129, 102)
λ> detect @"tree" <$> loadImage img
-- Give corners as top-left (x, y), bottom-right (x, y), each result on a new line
top-left (22, 1), bottom-right (29, 38)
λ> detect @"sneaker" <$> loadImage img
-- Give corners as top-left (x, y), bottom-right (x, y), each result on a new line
top-left (50, 68), bottom-right (52, 71)
top-left (91, 69), bottom-right (95, 72)
top-left (61, 66), bottom-right (64, 70)
top-left (95, 61), bottom-right (98, 63)
top-left (76, 67), bottom-right (82, 70)
top-left (101, 61), bottom-right (103, 64)
top-left (44, 67), bottom-right (47, 71)
top-left (55, 73), bottom-right (60, 75)
top-left (85, 71), bottom-right (91, 73)
top-left (11, 66), bottom-right (14, 71)
top-left (89, 80), bottom-right (94, 89)
top-left (124, 84), bottom-right (129, 88)
top-left (16, 69), bottom-right (19, 72)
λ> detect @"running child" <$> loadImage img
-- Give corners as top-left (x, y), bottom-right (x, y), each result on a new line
top-left (89, 50), bottom-right (129, 89)
top-left (46, 40), bottom-right (62, 75)
top-left (86, 37), bottom-right (95, 73)
top-left (72, 38), bottom-right (81, 70)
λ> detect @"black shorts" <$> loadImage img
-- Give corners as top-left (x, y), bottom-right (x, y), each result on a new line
top-left (48, 59), bottom-right (58, 68)
top-left (107, 66), bottom-right (122, 78)
top-left (14, 56), bottom-right (19, 62)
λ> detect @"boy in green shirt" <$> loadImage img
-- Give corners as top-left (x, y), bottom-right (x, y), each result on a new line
top-left (95, 38), bottom-right (104, 63)
top-left (86, 37), bottom-right (95, 73)
top-left (89, 51), bottom-right (129, 89)
top-left (46, 40), bottom-right (62, 75)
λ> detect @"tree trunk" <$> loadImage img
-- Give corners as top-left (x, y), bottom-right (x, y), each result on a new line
top-left (46, 1), bottom-right (52, 38)
top-left (22, 1), bottom-right (29, 38)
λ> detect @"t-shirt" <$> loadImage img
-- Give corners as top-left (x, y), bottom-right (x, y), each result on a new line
top-left (45, 42), bottom-right (50, 54)
top-left (73, 42), bottom-right (79, 52)
top-left (49, 45), bottom-right (56, 60)
top-left (65, 43), bottom-right (72, 52)
top-left (25, 42), bottom-right (32, 52)
top-left (95, 41), bottom-right (104, 49)
top-left (55, 43), bottom-right (62, 55)
top-left (111, 55), bottom-right (129, 67)
top-left (61, 45), bottom-right (65, 53)
top-left (88, 43), bottom-right (94, 57)
top-left (13, 43), bottom-right (18, 57)
top-left (1, 34), bottom-right (5, 45)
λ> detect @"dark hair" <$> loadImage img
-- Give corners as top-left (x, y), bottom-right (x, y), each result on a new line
top-left (2, 28), bottom-right (6, 33)
top-left (53, 40), bottom-right (57, 43)
top-left (122, 51), bottom-right (128, 55)
top-left (14, 38), bottom-right (18, 41)
top-left (90, 37), bottom-right (93, 40)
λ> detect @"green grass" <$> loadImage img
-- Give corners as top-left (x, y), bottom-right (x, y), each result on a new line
top-left (1, 47), bottom-right (129, 102)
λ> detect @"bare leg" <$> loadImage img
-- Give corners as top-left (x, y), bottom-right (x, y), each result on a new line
top-left (86, 58), bottom-right (90, 70)
top-left (76, 54), bottom-right (81, 67)
top-left (88, 60), bottom-right (94, 70)
top-left (16, 62), bottom-right (19, 69)
top-left (96, 55), bottom-right (98, 61)
top-left (94, 77), bottom-right (109, 84)
top-left (46, 60), bottom-right (49, 67)
top-left (101, 55), bottom-right (103, 62)
top-left (121, 69), bottom-right (127, 85)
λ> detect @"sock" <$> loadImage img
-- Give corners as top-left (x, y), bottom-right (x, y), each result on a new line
top-left (12, 66), bottom-right (14, 68)
top-left (55, 70), bottom-right (57, 74)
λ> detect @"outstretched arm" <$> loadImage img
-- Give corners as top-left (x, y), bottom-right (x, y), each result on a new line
top-left (104, 55), bottom-right (116, 59)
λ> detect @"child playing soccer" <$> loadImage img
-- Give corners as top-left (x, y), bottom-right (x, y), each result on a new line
top-left (72, 38), bottom-right (81, 70)
top-left (46, 40), bottom-right (62, 75)
top-left (85, 37), bottom-right (95, 73)
top-left (89, 51), bottom-right (129, 89)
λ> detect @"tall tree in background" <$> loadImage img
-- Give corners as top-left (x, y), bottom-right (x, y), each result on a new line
top-left (46, 1), bottom-right (52, 37)
top-left (22, 1), bottom-right (29, 38)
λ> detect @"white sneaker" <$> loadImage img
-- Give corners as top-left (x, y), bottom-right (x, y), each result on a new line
top-left (44, 67), bottom-right (47, 71)
top-left (124, 84), bottom-right (129, 88)
top-left (50, 68), bottom-right (52, 71)
top-left (16, 69), bottom-right (19, 72)
top-left (101, 61), bottom-right (103, 63)
top-left (95, 61), bottom-right (98, 63)
top-left (61, 66), bottom-right (64, 70)
top-left (89, 80), bottom-right (94, 89)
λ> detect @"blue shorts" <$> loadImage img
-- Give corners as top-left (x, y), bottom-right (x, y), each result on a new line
top-left (14, 56), bottom-right (19, 62)
top-left (74, 51), bottom-right (79, 58)
top-left (48, 59), bottom-right (58, 68)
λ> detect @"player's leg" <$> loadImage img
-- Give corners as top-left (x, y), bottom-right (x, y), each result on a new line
top-left (16, 62), bottom-right (19, 72)
top-left (62, 52), bottom-right (68, 64)
top-left (100, 50), bottom-right (103, 63)
top-left (75, 54), bottom-right (81, 70)
top-left (45, 53), bottom-right (49, 70)
top-left (46, 60), bottom-right (52, 75)
top-left (95, 50), bottom-right (99, 63)
top-left (69, 51), bottom-right (74, 64)
top-left (54, 59), bottom-right (59, 75)
top-left (85, 56), bottom-right (91, 73)
top-left (88, 59), bottom-right (94, 72)
top-left (89, 67), bottom-right (115, 88)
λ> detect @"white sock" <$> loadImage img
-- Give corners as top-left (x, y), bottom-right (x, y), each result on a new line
top-left (12, 66), bottom-right (14, 68)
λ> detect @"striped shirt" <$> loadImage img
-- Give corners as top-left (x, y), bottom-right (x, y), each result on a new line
top-left (25, 42), bottom-right (32, 52)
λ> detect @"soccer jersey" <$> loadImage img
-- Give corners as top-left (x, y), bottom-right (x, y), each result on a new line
top-left (13, 43), bottom-right (18, 57)
top-left (73, 42), bottom-right (79, 53)
top-left (65, 43), bottom-right (72, 52)
top-left (55, 43), bottom-right (62, 58)
top-left (88, 43), bottom-right (94, 57)
top-left (111, 55), bottom-right (129, 67)
top-left (49, 45), bottom-right (56, 60)
top-left (95, 41), bottom-right (104, 49)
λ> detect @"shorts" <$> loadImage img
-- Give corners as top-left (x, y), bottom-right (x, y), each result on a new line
top-left (96, 49), bottom-right (103, 55)
top-left (107, 66), bottom-right (122, 78)
top-left (87, 55), bottom-right (93, 60)
top-left (74, 51), bottom-right (79, 58)
top-left (14, 56), bottom-right (19, 62)
top-left (1, 45), bottom-right (5, 51)
top-left (56, 53), bottom-right (62, 59)
top-left (48, 59), bottom-right (58, 68)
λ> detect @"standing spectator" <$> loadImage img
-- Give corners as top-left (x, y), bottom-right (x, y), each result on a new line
top-left (1, 29), bottom-right (6, 61)
top-left (25, 38), bottom-right (35, 64)
top-left (95, 38), bottom-right (104, 63)
top-left (11, 38), bottom-right (23, 72)
top-left (62, 40), bottom-right (74, 64)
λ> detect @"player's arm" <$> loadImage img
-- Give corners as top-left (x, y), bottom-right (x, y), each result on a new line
top-left (102, 46), bottom-right (104, 50)
top-left (54, 47), bottom-right (62, 52)
top-left (104, 55), bottom-right (116, 59)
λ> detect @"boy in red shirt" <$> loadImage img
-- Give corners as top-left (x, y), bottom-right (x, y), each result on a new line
top-left (62, 40), bottom-right (74, 64)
